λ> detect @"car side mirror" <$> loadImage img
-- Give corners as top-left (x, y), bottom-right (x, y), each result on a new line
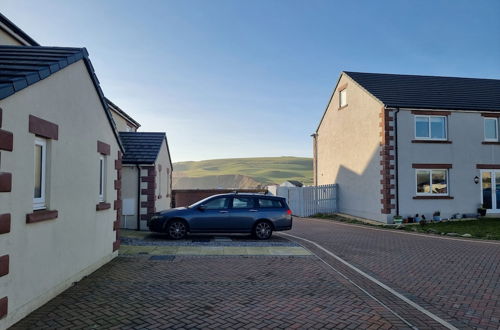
top-left (198, 205), bottom-right (206, 211)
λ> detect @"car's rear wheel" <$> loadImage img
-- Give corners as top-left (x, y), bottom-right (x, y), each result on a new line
top-left (167, 220), bottom-right (187, 240)
top-left (254, 221), bottom-right (273, 240)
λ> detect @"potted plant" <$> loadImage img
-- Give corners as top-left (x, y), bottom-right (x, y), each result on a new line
top-left (433, 211), bottom-right (441, 221)
top-left (477, 204), bottom-right (487, 217)
top-left (414, 214), bottom-right (421, 223)
top-left (393, 215), bottom-right (403, 224)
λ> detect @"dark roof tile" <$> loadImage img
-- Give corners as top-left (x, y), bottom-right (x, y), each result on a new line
top-left (344, 71), bottom-right (500, 111)
top-left (119, 132), bottom-right (165, 164)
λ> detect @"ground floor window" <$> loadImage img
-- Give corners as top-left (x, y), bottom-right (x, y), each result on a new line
top-left (99, 155), bottom-right (106, 202)
top-left (34, 137), bottom-right (47, 209)
top-left (416, 169), bottom-right (448, 195)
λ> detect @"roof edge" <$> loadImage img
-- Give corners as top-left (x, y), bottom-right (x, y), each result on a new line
top-left (0, 12), bottom-right (39, 46)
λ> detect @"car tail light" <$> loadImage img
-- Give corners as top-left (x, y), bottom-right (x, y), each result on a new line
top-left (286, 209), bottom-right (292, 215)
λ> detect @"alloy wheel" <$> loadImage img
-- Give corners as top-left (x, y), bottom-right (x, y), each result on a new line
top-left (168, 221), bottom-right (187, 239)
top-left (255, 222), bottom-right (272, 240)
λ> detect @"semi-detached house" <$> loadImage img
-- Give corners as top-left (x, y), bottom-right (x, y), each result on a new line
top-left (314, 71), bottom-right (500, 223)
top-left (0, 14), bottom-right (123, 328)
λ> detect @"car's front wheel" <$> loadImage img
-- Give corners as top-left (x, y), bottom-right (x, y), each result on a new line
top-left (254, 221), bottom-right (273, 240)
top-left (167, 220), bottom-right (187, 240)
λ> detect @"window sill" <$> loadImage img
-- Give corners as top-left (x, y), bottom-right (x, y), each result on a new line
top-left (96, 202), bottom-right (111, 211)
top-left (413, 196), bottom-right (454, 200)
top-left (482, 141), bottom-right (500, 145)
top-left (411, 140), bottom-right (451, 144)
top-left (338, 105), bottom-right (348, 110)
top-left (26, 209), bottom-right (58, 223)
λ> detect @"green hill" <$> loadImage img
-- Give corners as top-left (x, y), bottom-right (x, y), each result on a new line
top-left (173, 156), bottom-right (313, 189)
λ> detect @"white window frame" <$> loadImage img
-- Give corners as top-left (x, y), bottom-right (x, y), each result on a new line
top-left (414, 115), bottom-right (447, 140)
top-left (33, 138), bottom-right (47, 210)
top-left (99, 155), bottom-right (106, 202)
top-left (415, 169), bottom-right (449, 196)
top-left (484, 117), bottom-right (498, 142)
top-left (339, 89), bottom-right (347, 108)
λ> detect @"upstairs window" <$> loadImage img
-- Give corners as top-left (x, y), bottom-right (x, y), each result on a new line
top-left (34, 138), bottom-right (47, 210)
top-left (484, 118), bottom-right (498, 141)
top-left (339, 89), bottom-right (347, 108)
top-left (415, 115), bottom-right (446, 140)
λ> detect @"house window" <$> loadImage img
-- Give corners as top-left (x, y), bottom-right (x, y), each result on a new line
top-left (99, 155), bottom-right (106, 202)
top-left (33, 138), bottom-right (47, 210)
top-left (484, 118), bottom-right (498, 141)
top-left (416, 169), bottom-right (448, 195)
top-left (415, 116), bottom-right (447, 140)
top-left (339, 89), bottom-right (347, 108)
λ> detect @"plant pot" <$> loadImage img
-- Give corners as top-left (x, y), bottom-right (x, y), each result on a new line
top-left (478, 208), bottom-right (487, 217)
top-left (393, 217), bottom-right (403, 224)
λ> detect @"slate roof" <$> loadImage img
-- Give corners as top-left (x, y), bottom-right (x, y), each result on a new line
top-left (0, 45), bottom-right (123, 151)
top-left (106, 98), bottom-right (141, 128)
top-left (344, 71), bottom-right (500, 111)
top-left (0, 13), bottom-right (39, 46)
top-left (119, 132), bottom-right (166, 164)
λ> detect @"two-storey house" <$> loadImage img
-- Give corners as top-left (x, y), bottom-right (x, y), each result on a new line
top-left (314, 71), bottom-right (500, 223)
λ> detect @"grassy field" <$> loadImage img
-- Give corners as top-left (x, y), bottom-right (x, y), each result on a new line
top-left (173, 156), bottom-right (313, 186)
top-left (410, 218), bottom-right (500, 240)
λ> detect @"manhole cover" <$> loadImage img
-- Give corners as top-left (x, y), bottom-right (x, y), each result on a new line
top-left (149, 255), bottom-right (176, 261)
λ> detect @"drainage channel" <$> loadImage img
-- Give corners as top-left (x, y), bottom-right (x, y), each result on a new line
top-left (280, 232), bottom-right (464, 330)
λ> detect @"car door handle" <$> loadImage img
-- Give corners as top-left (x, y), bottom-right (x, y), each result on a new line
top-left (219, 210), bottom-right (228, 213)
top-left (249, 209), bottom-right (258, 212)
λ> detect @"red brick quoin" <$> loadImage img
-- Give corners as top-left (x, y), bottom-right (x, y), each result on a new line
top-left (379, 107), bottom-right (396, 215)
top-left (140, 166), bottom-right (156, 221)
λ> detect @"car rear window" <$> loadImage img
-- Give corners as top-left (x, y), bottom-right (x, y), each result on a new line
top-left (258, 198), bottom-right (283, 208)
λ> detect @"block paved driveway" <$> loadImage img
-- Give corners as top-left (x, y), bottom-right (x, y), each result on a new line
top-left (13, 232), bottom-right (415, 330)
top-left (284, 217), bottom-right (500, 330)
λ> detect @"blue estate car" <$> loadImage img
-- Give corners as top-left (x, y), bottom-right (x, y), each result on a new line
top-left (148, 193), bottom-right (293, 240)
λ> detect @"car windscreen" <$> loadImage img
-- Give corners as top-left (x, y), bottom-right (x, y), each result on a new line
top-left (188, 196), bottom-right (220, 208)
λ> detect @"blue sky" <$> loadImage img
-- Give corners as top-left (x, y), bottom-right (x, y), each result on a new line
top-left (2, 0), bottom-right (500, 162)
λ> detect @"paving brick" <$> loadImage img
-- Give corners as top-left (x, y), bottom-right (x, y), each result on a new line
top-left (11, 255), bottom-right (404, 329)
top-left (288, 218), bottom-right (500, 329)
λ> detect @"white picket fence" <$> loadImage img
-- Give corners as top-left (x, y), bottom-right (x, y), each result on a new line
top-left (275, 184), bottom-right (338, 217)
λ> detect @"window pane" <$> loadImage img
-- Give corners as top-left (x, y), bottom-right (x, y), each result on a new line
top-left (339, 90), bottom-right (347, 107)
top-left (485, 118), bottom-right (498, 140)
top-left (233, 197), bottom-right (253, 209)
top-left (204, 197), bottom-right (229, 210)
top-left (259, 199), bottom-right (282, 208)
top-left (415, 117), bottom-right (429, 138)
top-left (430, 117), bottom-right (446, 139)
top-left (482, 172), bottom-right (492, 209)
top-left (432, 170), bottom-right (447, 194)
top-left (99, 159), bottom-right (103, 195)
top-left (34, 144), bottom-right (43, 198)
top-left (416, 170), bottom-right (430, 193)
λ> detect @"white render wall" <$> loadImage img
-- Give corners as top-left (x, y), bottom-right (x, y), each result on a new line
top-left (316, 74), bottom-right (387, 222)
top-left (0, 60), bottom-right (119, 329)
top-left (397, 109), bottom-right (500, 219)
top-left (155, 139), bottom-right (173, 213)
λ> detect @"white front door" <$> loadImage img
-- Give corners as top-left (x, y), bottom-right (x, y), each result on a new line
top-left (480, 170), bottom-right (500, 212)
